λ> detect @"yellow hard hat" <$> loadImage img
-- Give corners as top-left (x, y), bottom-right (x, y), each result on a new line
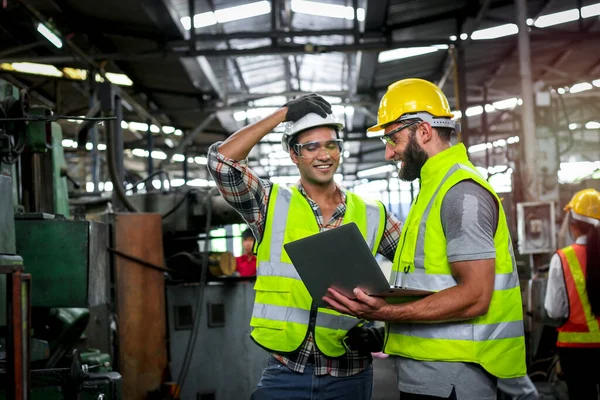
top-left (565, 188), bottom-right (600, 225)
top-left (367, 78), bottom-right (455, 133)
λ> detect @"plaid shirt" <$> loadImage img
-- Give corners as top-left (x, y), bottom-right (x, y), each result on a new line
top-left (207, 143), bottom-right (402, 376)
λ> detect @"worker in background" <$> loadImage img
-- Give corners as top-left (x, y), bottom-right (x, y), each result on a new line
top-left (544, 188), bottom-right (600, 400)
top-left (236, 228), bottom-right (257, 277)
top-left (207, 93), bottom-right (402, 400)
top-left (324, 78), bottom-right (526, 400)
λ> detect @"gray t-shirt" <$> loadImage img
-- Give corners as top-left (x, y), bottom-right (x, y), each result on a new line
top-left (396, 180), bottom-right (499, 399)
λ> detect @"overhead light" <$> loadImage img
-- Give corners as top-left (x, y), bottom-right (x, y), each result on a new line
top-left (172, 154), bottom-right (186, 162)
top-left (187, 178), bottom-right (211, 187)
top-left (466, 105), bottom-right (484, 117)
top-left (215, 1), bottom-right (271, 23)
top-left (121, 121), bottom-right (129, 130)
top-left (507, 136), bottom-right (520, 144)
top-left (471, 24), bottom-right (518, 40)
top-left (569, 82), bottom-right (593, 93)
top-left (534, 9), bottom-right (579, 28)
top-left (62, 139), bottom-right (74, 147)
top-left (585, 121), bottom-right (600, 129)
top-left (151, 150), bottom-right (167, 160)
top-left (62, 67), bottom-right (87, 80)
top-left (593, 79), bottom-right (600, 87)
top-left (291, 0), bottom-right (364, 20)
top-left (174, 129), bottom-right (183, 136)
top-left (97, 144), bottom-right (107, 151)
top-left (582, 3), bottom-right (600, 18)
top-left (36, 23), bottom-right (63, 48)
top-left (569, 123), bottom-right (579, 130)
top-left (460, 33), bottom-right (468, 40)
top-left (357, 165), bottom-right (394, 178)
top-left (449, 35), bottom-right (457, 41)
top-left (195, 156), bottom-right (208, 165)
top-left (162, 126), bottom-right (175, 134)
top-left (101, 72), bottom-right (133, 86)
top-left (526, 18), bottom-right (534, 26)
top-left (378, 45), bottom-right (447, 63)
top-left (452, 110), bottom-right (462, 120)
top-left (1, 62), bottom-right (63, 77)
top-left (234, 111), bottom-right (247, 121)
top-left (85, 142), bottom-right (94, 151)
top-left (165, 138), bottom-right (175, 148)
top-left (150, 124), bottom-right (160, 133)
top-left (171, 179), bottom-right (185, 187)
top-left (557, 87), bottom-right (566, 94)
top-left (129, 122), bottom-right (149, 131)
top-left (344, 106), bottom-right (355, 116)
top-left (132, 148), bottom-right (149, 157)
top-left (187, 157), bottom-right (195, 164)
top-left (366, 129), bottom-right (383, 138)
top-left (484, 104), bottom-right (496, 113)
top-left (269, 151), bottom-right (290, 159)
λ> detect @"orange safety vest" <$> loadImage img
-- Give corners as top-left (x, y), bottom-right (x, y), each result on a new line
top-left (556, 244), bottom-right (600, 348)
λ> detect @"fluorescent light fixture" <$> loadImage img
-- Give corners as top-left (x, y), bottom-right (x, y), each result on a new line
top-left (269, 175), bottom-right (300, 184)
top-left (128, 122), bottom-right (149, 131)
top-left (466, 105), bottom-right (484, 117)
top-left (484, 104), bottom-right (496, 113)
top-left (171, 179), bottom-right (185, 187)
top-left (86, 182), bottom-right (94, 192)
top-left (165, 138), bottom-right (175, 148)
top-left (104, 181), bottom-right (114, 191)
top-left (526, 18), bottom-right (534, 26)
top-left (534, 9), bottom-right (579, 28)
top-left (216, 1), bottom-right (271, 23)
top-left (582, 3), bottom-right (600, 18)
top-left (378, 45), bottom-right (447, 63)
top-left (187, 178), bottom-right (211, 187)
top-left (291, 0), bottom-right (364, 20)
top-left (557, 87), bottom-right (566, 94)
top-left (449, 35), bottom-right (457, 41)
top-left (187, 157), bottom-right (195, 163)
top-left (507, 136), bottom-right (520, 144)
top-left (195, 12), bottom-right (218, 27)
top-left (468, 143), bottom-right (492, 153)
top-left (471, 24), bottom-right (518, 40)
top-left (569, 123), bottom-right (579, 130)
top-left (85, 142), bottom-right (93, 151)
top-left (585, 121), bottom-right (600, 129)
top-left (452, 110), bottom-right (462, 120)
top-left (492, 98), bottom-right (519, 110)
top-left (162, 126), bottom-right (175, 134)
top-left (569, 82), bottom-right (593, 93)
top-left (357, 164), bottom-right (395, 178)
top-left (121, 121), bottom-right (129, 130)
top-left (344, 106), bottom-right (355, 116)
top-left (97, 144), bottom-right (107, 151)
top-left (62, 139), bottom-right (74, 147)
top-left (269, 151), bottom-right (290, 159)
top-left (593, 79), bottom-right (600, 87)
top-left (172, 154), bottom-right (186, 162)
top-left (195, 156), bottom-right (208, 165)
top-left (37, 23), bottom-right (63, 48)
top-left (62, 67), bottom-right (87, 80)
top-left (4, 62), bottom-right (63, 77)
top-left (150, 124), bottom-right (160, 133)
top-left (104, 72), bottom-right (133, 86)
top-left (366, 129), bottom-right (383, 138)
top-left (151, 151), bottom-right (167, 160)
top-left (132, 148), bottom-right (149, 157)
top-left (174, 129), bottom-right (183, 136)
top-left (343, 150), bottom-right (350, 158)
top-left (460, 33), bottom-right (468, 40)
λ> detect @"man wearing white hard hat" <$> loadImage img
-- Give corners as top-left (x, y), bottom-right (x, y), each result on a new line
top-left (207, 94), bottom-right (401, 399)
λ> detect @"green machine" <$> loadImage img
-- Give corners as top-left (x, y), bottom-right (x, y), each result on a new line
top-left (0, 79), bottom-right (122, 399)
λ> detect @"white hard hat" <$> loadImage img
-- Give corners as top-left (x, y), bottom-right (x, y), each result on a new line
top-left (281, 113), bottom-right (344, 152)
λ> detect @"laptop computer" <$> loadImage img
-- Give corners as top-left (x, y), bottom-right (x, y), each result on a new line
top-left (284, 222), bottom-right (432, 307)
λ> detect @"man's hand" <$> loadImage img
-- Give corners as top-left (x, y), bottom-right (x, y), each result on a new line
top-left (283, 93), bottom-right (332, 122)
top-left (323, 288), bottom-right (391, 320)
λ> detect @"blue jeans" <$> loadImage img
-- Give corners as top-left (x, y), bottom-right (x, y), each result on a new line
top-left (251, 356), bottom-right (373, 400)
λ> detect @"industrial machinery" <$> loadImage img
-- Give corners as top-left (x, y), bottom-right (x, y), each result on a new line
top-left (0, 79), bottom-right (122, 399)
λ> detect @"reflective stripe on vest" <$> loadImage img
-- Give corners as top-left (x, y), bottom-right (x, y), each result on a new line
top-left (251, 184), bottom-right (385, 356)
top-left (390, 319), bottom-right (524, 340)
top-left (557, 245), bottom-right (600, 347)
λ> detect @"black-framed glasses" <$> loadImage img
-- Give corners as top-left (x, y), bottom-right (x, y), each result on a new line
top-left (379, 120), bottom-right (420, 147)
top-left (293, 139), bottom-right (344, 159)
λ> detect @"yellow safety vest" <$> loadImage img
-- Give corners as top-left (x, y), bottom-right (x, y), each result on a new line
top-left (385, 144), bottom-right (526, 378)
top-left (251, 184), bottom-right (386, 357)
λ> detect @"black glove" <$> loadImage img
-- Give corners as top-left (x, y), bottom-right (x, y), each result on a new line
top-left (283, 93), bottom-right (332, 122)
top-left (343, 325), bottom-right (385, 355)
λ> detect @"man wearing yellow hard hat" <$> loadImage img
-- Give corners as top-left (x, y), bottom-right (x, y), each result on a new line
top-left (324, 78), bottom-right (527, 399)
top-left (544, 188), bottom-right (600, 399)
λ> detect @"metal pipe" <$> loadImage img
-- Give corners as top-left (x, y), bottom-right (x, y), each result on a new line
top-left (147, 119), bottom-right (153, 175)
top-left (457, 44), bottom-right (469, 148)
top-left (516, 0), bottom-right (539, 201)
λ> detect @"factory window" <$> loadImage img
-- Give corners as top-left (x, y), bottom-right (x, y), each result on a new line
top-left (174, 305), bottom-right (194, 330)
top-left (204, 223), bottom-right (248, 255)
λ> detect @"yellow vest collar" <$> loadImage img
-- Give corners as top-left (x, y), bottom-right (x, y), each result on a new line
top-left (420, 143), bottom-right (468, 184)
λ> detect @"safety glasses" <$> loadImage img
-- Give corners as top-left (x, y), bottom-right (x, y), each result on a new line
top-left (294, 139), bottom-right (344, 159)
top-left (379, 120), bottom-right (420, 147)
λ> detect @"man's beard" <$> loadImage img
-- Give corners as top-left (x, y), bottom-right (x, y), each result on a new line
top-left (399, 132), bottom-right (428, 181)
